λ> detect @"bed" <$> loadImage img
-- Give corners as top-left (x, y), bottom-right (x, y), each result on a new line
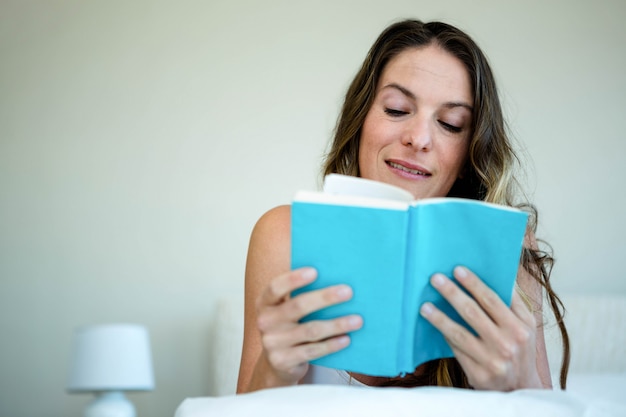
top-left (175, 294), bottom-right (626, 416)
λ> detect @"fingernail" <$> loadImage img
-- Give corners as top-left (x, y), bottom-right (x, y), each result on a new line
top-left (431, 273), bottom-right (446, 288)
top-left (348, 315), bottom-right (363, 328)
top-left (420, 302), bottom-right (434, 317)
top-left (300, 267), bottom-right (317, 281)
top-left (336, 335), bottom-right (350, 347)
top-left (455, 266), bottom-right (468, 279)
top-left (335, 285), bottom-right (353, 299)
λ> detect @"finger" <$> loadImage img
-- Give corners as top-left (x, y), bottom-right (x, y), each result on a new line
top-left (452, 268), bottom-right (537, 350)
top-left (452, 346), bottom-right (511, 391)
top-left (438, 269), bottom-right (534, 356)
top-left (420, 301), bottom-right (485, 364)
top-left (257, 267), bottom-right (317, 309)
top-left (421, 302), bottom-right (515, 388)
top-left (448, 346), bottom-right (482, 388)
top-left (510, 290), bottom-right (536, 327)
top-left (262, 315), bottom-right (363, 350)
top-left (267, 335), bottom-right (352, 371)
top-left (258, 282), bottom-right (354, 332)
top-left (428, 272), bottom-right (500, 340)
top-left (258, 284), bottom-right (354, 331)
top-left (452, 266), bottom-right (512, 325)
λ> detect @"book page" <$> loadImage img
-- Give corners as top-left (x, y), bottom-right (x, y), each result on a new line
top-left (323, 174), bottom-right (414, 202)
top-left (294, 190), bottom-right (408, 210)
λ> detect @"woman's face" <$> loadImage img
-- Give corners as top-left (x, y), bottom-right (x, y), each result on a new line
top-left (358, 44), bottom-right (473, 199)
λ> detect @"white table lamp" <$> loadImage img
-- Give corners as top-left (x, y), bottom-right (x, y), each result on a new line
top-left (67, 324), bottom-right (155, 417)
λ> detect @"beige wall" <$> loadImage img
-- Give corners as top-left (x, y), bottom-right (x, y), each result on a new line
top-left (1, 1), bottom-right (624, 416)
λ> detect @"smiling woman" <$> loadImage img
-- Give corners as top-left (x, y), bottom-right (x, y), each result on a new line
top-left (358, 45), bottom-right (472, 200)
top-left (236, 19), bottom-right (570, 394)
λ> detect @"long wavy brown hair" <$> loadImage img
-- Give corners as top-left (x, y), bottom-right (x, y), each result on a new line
top-left (322, 19), bottom-right (570, 389)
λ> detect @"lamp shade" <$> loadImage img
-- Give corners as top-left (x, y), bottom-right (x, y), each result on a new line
top-left (67, 324), bottom-right (155, 392)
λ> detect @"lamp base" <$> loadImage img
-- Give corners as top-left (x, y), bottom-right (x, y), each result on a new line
top-left (85, 391), bottom-right (135, 417)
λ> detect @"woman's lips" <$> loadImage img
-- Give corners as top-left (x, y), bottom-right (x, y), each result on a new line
top-left (386, 160), bottom-right (432, 177)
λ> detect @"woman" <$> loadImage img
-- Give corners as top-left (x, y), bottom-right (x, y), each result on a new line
top-left (237, 19), bottom-right (569, 393)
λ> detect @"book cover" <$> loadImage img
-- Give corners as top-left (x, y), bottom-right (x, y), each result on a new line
top-left (291, 174), bottom-right (529, 377)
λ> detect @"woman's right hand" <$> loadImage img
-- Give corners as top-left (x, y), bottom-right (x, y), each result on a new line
top-left (255, 267), bottom-right (363, 385)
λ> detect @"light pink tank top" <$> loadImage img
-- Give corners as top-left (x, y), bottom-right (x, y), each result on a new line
top-left (301, 365), bottom-right (367, 386)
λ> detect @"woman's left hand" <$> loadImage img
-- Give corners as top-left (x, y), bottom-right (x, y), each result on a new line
top-left (420, 266), bottom-right (543, 391)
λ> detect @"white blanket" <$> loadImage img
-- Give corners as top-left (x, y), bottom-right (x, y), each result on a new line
top-left (175, 384), bottom-right (626, 417)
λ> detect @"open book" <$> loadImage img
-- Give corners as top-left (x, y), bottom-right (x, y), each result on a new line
top-left (291, 174), bottom-right (528, 377)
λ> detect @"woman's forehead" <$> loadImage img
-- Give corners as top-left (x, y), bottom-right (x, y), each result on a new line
top-left (378, 46), bottom-right (473, 105)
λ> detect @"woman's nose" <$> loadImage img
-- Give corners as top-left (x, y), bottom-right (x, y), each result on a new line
top-left (400, 116), bottom-right (432, 151)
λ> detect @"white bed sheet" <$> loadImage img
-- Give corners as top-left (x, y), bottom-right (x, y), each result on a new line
top-left (175, 380), bottom-right (626, 417)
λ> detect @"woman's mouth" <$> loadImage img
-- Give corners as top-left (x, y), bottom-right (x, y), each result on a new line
top-left (386, 161), bottom-right (431, 177)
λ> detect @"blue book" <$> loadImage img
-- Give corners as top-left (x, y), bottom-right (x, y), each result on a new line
top-left (291, 174), bottom-right (528, 377)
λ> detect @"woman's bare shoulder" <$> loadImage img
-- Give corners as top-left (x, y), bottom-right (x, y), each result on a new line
top-left (250, 205), bottom-right (291, 247)
top-left (239, 205), bottom-right (292, 392)
top-left (253, 204), bottom-right (291, 232)
top-left (246, 205), bottom-right (292, 280)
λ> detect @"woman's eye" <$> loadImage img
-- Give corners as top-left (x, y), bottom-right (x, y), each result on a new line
top-left (384, 108), bottom-right (408, 117)
top-left (439, 121), bottom-right (462, 133)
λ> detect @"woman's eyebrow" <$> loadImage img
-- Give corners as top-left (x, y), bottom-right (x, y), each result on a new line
top-left (382, 83), bottom-right (416, 100)
top-left (382, 82), bottom-right (473, 111)
top-left (443, 101), bottom-right (473, 112)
